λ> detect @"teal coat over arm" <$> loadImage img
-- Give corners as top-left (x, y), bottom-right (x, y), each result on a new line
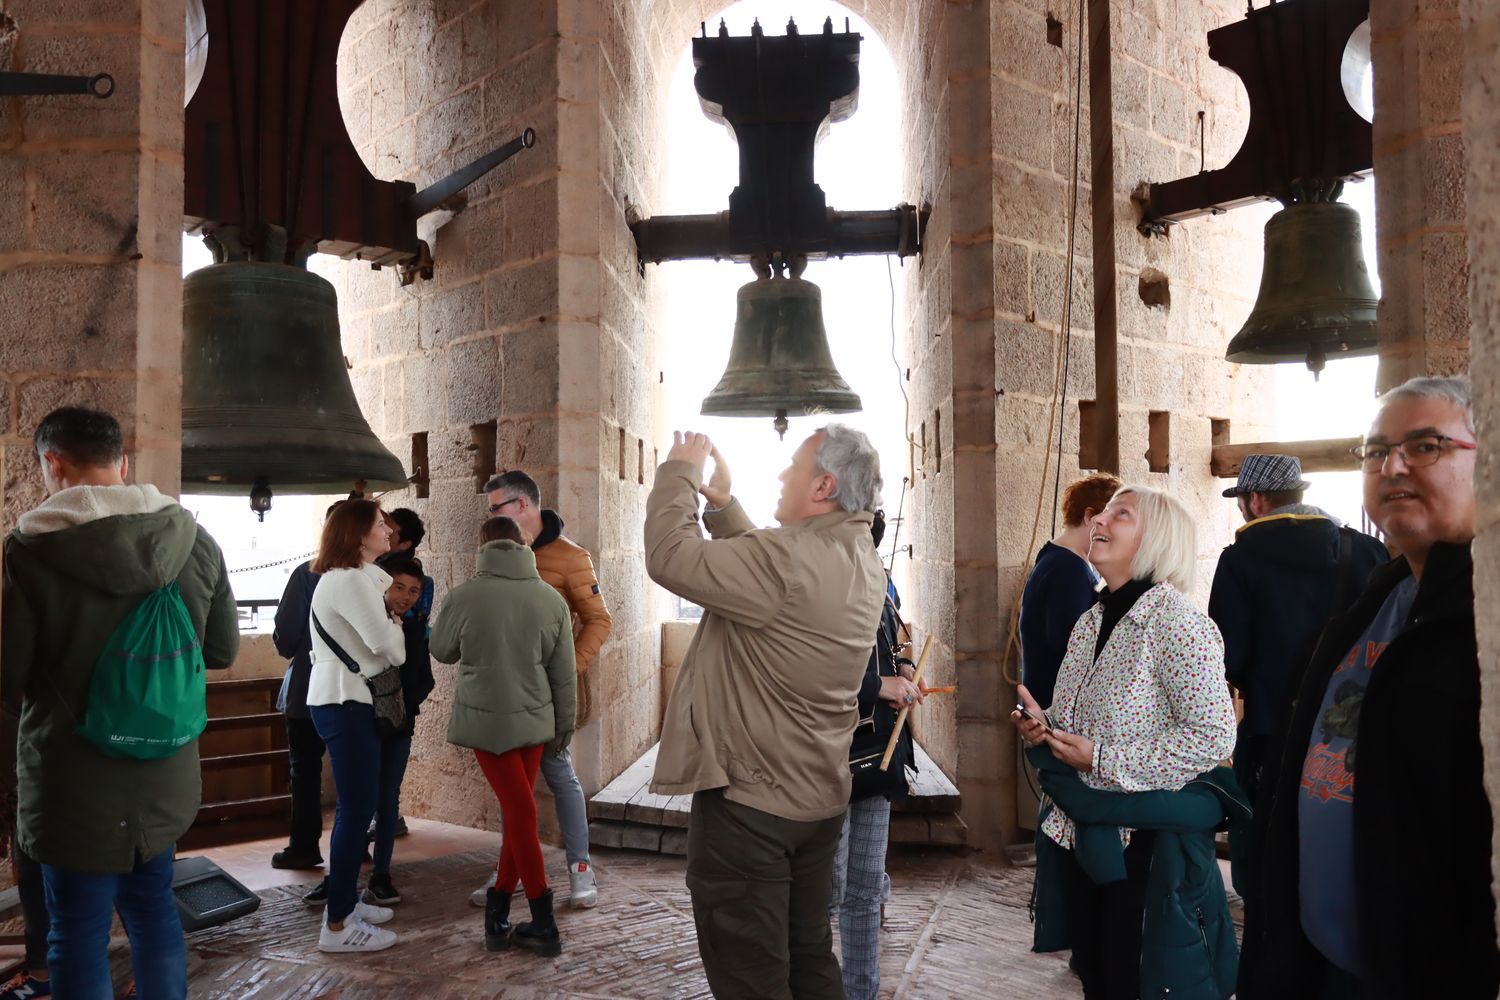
top-left (1027, 746), bottom-right (1251, 1000)
top-left (432, 540), bottom-right (577, 757)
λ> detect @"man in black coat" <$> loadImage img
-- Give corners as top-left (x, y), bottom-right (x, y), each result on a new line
top-left (1240, 376), bottom-right (1498, 999)
top-left (1208, 454), bottom-right (1387, 806)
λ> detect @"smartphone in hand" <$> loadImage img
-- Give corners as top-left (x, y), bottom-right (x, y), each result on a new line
top-left (1014, 703), bottom-right (1052, 732)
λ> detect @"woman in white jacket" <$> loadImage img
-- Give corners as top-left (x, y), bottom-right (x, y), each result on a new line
top-left (305, 499), bottom-right (406, 953)
top-left (1013, 485), bottom-right (1237, 999)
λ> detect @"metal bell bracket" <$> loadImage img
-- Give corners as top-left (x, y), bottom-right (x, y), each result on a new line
top-left (0, 71), bottom-right (114, 98)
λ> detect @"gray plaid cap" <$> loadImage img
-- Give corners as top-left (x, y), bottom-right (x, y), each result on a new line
top-left (1222, 453), bottom-right (1312, 497)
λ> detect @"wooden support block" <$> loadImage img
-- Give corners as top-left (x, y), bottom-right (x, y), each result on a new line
top-left (619, 824), bottom-right (665, 853)
top-left (588, 819), bottom-right (626, 849)
top-left (660, 829), bottom-right (689, 856)
top-left (1210, 436), bottom-right (1360, 478)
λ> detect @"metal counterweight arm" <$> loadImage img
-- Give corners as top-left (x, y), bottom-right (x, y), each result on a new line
top-left (408, 127), bottom-right (537, 218)
top-left (0, 72), bottom-right (114, 98)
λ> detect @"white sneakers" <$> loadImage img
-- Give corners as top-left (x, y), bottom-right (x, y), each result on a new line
top-left (469, 870), bottom-right (498, 908)
top-left (318, 913), bottom-right (397, 953)
top-left (354, 900), bottom-right (394, 925)
top-left (568, 861), bottom-right (598, 909)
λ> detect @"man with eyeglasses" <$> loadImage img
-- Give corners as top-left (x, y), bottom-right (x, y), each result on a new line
top-left (1240, 376), bottom-right (1498, 1000)
top-left (1208, 455), bottom-right (1387, 814)
top-left (467, 470), bottom-right (612, 911)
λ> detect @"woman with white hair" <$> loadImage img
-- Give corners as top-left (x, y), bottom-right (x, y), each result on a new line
top-left (1014, 485), bottom-right (1238, 998)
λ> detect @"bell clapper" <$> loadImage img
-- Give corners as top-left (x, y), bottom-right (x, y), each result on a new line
top-left (1305, 345), bottom-right (1327, 381)
top-left (774, 410), bottom-right (789, 440)
top-left (249, 477), bottom-right (273, 522)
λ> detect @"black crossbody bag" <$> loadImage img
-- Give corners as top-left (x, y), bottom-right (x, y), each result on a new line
top-left (849, 594), bottom-right (915, 801)
top-left (311, 609), bottom-right (406, 740)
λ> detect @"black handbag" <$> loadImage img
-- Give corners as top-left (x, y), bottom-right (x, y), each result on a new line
top-left (311, 609), bottom-right (406, 740)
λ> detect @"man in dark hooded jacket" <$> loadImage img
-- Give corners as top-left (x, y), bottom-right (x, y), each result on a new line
top-left (1208, 454), bottom-right (1387, 805)
top-left (1, 407), bottom-right (239, 998)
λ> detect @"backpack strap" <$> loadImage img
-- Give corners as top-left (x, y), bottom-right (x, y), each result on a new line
top-left (310, 609), bottom-right (363, 676)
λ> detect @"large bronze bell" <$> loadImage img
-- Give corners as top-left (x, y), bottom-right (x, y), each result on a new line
top-left (182, 261), bottom-right (407, 501)
top-left (1225, 200), bottom-right (1378, 375)
top-left (700, 274), bottom-right (861, 437)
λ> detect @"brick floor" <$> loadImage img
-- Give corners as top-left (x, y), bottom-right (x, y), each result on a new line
top-left (140, 820), bottom-right (1085, 998)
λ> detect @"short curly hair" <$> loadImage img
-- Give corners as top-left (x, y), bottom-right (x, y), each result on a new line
top-left (1060, 473), bottom-right (1123, 528)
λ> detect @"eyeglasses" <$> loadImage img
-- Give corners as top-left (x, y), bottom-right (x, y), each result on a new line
top-left (1349, 433), bottom-right (1477, 471)
top-left (488, 497), bottom-right (521, 514)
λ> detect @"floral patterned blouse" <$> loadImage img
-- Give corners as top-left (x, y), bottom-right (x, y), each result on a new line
top-left (1041, 581), bottom-right (1237, 849)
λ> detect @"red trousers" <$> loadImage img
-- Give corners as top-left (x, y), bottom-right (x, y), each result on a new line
top-left (474, 744), bottom-right (549, 899)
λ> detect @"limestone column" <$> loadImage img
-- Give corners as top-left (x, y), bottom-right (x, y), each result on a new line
top-left (1371, 0), bottom-right (1468, 387)
top-left (0, 1), bottom-right (185, 516)
top-left (1458, 0), bottom-right (1500, 914)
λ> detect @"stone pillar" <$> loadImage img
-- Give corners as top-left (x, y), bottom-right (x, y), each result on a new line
top-left (1372, 0), bottom-right (1468, 388)
top-left (1458, 0), bottom-right (1500, 918)
top-left (0, 0), bottom-right (185, 516)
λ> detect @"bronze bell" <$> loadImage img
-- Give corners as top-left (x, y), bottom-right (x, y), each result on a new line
top-left (182, 261), bottom-right (408, 503)
top-left (1225, 200), bottom-right (1378, 376)
top-left (700, 273), bottom-right (861, 438)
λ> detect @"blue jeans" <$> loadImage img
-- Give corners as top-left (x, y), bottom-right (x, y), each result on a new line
top-left (539, 747), bottom-right (590, 867)
top-left (311, 701), bottom-right (381, 922)
top-left (372, 733), bottom-right (412, 874)
top-left (42, 846), bottom-right (185, 1000)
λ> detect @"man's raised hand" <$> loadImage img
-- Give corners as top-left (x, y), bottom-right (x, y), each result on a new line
top-left (666, 431), bottom-right (714, 476)
top-left (700, 446), bottom-right (732, 509)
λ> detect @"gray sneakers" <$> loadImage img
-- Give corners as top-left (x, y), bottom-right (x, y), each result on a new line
top-left (568, 861), bottom-right (598, 909)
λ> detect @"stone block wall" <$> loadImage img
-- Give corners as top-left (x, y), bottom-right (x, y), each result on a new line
top-left (322, 0), bottom-right (661, 832)
top-left (1373, 0), bottom-right (1469, 387)
top-left (0, 0), bottom-right (185, 521)
top-left (896, 0), bottom-right (1274, 849)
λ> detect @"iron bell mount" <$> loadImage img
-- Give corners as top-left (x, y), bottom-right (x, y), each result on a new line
top-left (628, 16), bottom-right (924, 435)
top-left (1137, 0), bottom-right (1377, 376)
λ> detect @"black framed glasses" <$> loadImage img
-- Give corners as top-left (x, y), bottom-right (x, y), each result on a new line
top-left (1349, 433), bottom-right (1477, 471)
top-left (488, 497), bottom-right (521, 514)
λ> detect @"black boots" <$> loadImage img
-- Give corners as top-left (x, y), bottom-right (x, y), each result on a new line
top-left (484, 887), bottom-right (513, 951)
top-left (513, 888), bottom-right (562, 957)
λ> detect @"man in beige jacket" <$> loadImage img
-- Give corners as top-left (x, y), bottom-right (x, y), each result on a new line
top-left (646, 425), bottom-right (887, 1000)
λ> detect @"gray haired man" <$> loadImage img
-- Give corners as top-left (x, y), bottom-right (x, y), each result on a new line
top-left (645, 425), bottom-right (886, 999)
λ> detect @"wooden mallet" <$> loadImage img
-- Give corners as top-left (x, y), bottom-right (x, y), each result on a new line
top-left (880, 634), bottom-right (933, 772)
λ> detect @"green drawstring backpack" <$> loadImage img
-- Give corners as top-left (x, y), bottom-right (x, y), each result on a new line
top-left (76, 582), bottom-right (207, 760)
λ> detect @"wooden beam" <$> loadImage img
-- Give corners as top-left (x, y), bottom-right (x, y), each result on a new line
top-left (1089, 0), bottom-right (1119, 473)
top-left (1210, 436), bottom-right (1362, 478)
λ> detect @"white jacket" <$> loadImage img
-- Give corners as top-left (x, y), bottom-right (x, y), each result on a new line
top-left (305, 563), bottom-right (404, 708)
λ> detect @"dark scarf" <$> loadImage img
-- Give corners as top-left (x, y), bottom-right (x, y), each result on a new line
top-left (1094, 577), bottom-right (1154, 660)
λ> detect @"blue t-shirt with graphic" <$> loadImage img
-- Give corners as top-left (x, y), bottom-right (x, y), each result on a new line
top-left (1298, 575), bottom-right (1418, 976)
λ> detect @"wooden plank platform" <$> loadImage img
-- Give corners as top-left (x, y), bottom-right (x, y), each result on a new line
top-left (590, 740), bottom-right (965, 850)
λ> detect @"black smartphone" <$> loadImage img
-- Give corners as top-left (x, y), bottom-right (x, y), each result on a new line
top-left (1014, 704), bottom-right (1051, 731)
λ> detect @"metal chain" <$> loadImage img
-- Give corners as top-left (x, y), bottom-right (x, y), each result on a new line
top-left (228, 550), bottom-right (316, 575)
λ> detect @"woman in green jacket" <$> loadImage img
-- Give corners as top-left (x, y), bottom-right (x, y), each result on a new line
top-left (432, 516), bottom-right (576, 958)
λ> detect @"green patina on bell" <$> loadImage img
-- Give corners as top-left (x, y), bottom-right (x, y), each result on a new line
top-left (701, 273), bottom-right (861, 438)
top-left (1225, 200), bottom-right (1379, 376)
top-left (182, 261), bottom-right (407, 498)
